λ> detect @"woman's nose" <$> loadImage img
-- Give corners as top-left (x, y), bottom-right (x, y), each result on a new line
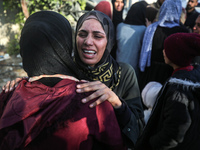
top-left (193, 25), bottom-right (197, 30)
top-left (84, 35), bottom-right (93, 45)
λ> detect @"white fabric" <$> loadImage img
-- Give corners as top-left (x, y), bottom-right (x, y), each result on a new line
top-left (142, 81), bottom-right (162, 108)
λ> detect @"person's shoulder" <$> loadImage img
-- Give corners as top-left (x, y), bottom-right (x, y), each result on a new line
top-left (117, 22), bottom-right (124, 27)
top-left (157, 25), bottom-right (189, 33)
top-left (118, 62), bottom-right (132, 68)
top-left (118, 62), bottom-right (136, 75)
top-left (194, 9), bottom-right (199, 15)
top-left (173, 25), bottom-right (190, 33)
top-left (116, 22), bottom-right (125, 31)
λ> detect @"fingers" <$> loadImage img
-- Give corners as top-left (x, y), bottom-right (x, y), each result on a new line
top-left (77, 81), bottom-right (108, 107)
top-left (2, 81), bottom-right (11, 92)
top-left (81, 85), bottom-right (107, 102)
top-left (89, 95), bottom-right (108, 108)
top-left (64, 76), bottom-right (79, 82)
top-left (29, 75), bottom-right (43, 82)
top-left (10, 80), bottom-right (16, 91)
top-left (79, 80), bottom-right (88, 82)
top-left (84, 91), bottom-right (109, 108)
top-left (145, 18), bottom-right (152, 27)
top-left (2, 77), bottom-right (23, 93)
top-left (76, 81), bottom-right (104, 93)
top-left (76, 81), bottom-right (122, 108)
top-left (29, 75), bottom-right (80, 82)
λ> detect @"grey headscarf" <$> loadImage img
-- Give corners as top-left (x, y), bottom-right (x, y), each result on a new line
top-left (74, 10), bottom-right (121, 89)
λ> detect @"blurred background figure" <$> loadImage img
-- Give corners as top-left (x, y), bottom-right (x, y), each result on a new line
top-left (145, 6), bottom-right (158, 27)
top-left (184, 0), bottom-right (199, 32)
top-left (192, 14), bottom-right (200, 65)
top-left (138, 0), bottom-right (189, 92)
top-left (180, 7), bottom-right (187, 26)
top-left (193, 14), bottom-right (200, 34)
top-left (148, 0), bottom-right (165, 10)
top-left (112, 0), bottom-right (125, 29)
top-left (116, 1), bottom-right (148, 78)
top-left (147, 0), bottom-right (165, 21)
top-left (111, 0), bottom-right (125, 59)
top-left (94, 1), bottom-right (113, 19)
top-left (135, 32), bottom-right (200, 150)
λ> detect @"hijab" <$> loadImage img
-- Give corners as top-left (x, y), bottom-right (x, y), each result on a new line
top-left (124, 1), bottom-right (148, 26)
top-left (20, 10), bottom-right (86, 86)
top-left (112, 0), bottom-right (125, 29)
top-left (139, 0), bottom-right (182, 72)
top-left (74, 10), bottom-right (121, 90)
top-left (94, 1), bottom-right (113, 20)
top-left (145, 6), bottom-right (158, 23)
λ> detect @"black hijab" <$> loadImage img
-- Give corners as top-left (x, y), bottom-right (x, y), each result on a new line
top-left (145, 6), bottom-right (158, 23)
top-left (74, 10), bottom-right (121, 89)
top-left (112, 0), bottom-right (125, 29)
top-left (20, 11), bottom-right (86, 86)
top-left (124, 1), bottom-right (148, 26)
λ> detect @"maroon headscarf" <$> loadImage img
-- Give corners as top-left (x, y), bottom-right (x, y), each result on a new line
top-left (94, 1), bottom-right (113, 19)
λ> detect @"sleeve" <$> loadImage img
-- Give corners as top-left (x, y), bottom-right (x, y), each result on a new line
top-left (0, 91), bottom-right (13, 117)
top-left (94, 101), bottom-right (127, 150)
top-left (149, 90), bottom-right (192, 149)
top-left (114, 63), bottom-right (145, 148)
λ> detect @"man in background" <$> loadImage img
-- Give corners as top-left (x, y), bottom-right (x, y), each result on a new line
top-left (184, 0), bottom-right (199, 32)
top-left (192, 14), bottom-right (200, 64)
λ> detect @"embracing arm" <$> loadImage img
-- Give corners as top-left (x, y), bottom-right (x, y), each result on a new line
top-left (2, 75), bottom-right (79, 92)
top-left (2, 78), bottom-right (25, 92)
top-left (76, 63), bottom-right (144, 148)
top-left (114, 63), bottom-right (144, 147)
top-left (76, 81), bottom-right (122, 108)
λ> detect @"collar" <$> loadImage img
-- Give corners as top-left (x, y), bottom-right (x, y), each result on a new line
top-left (172, 65), bottom-right (194, 75)
top-left (187, 8), bottom-right (197, 14)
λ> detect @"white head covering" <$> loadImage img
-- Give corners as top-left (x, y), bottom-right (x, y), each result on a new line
top-left (142, 81), bottom-right (162, 109)
top-left (139, 0), bottom-right (182, 72)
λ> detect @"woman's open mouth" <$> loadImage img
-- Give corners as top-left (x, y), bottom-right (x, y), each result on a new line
top-left (82, 50), bottom-right (96, 58)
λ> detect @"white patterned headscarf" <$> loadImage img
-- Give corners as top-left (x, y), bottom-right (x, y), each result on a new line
top-left (139, 0), bottom-right (182, 72)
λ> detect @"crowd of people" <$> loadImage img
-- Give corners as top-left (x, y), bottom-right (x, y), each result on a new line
top-left (0, 0), bottom-right (200, 149)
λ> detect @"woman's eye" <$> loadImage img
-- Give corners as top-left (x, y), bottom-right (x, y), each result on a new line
top-left (94, 34), bottom-right (104, 39)
top-left (95, 36), bottom-right (102, 39)
top-left (78, 32), bottom-right (87, 37)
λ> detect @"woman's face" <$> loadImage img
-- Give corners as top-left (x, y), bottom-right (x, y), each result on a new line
top-left (163, 49), bottom-right (171, 65)
top-left (76, 18), bottom-right (107, 67)
top-left (114, 0), bottom-right (124, 11)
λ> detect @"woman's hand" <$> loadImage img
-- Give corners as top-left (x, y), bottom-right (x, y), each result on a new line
top-left (2, 77), bottom-right (25, 92)
top-left (29, 74), bottom-right (79, 82)
top-left (76, 81), bottom-right (122, 108)
top-left (145, 18), bottom-right (152, 27)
